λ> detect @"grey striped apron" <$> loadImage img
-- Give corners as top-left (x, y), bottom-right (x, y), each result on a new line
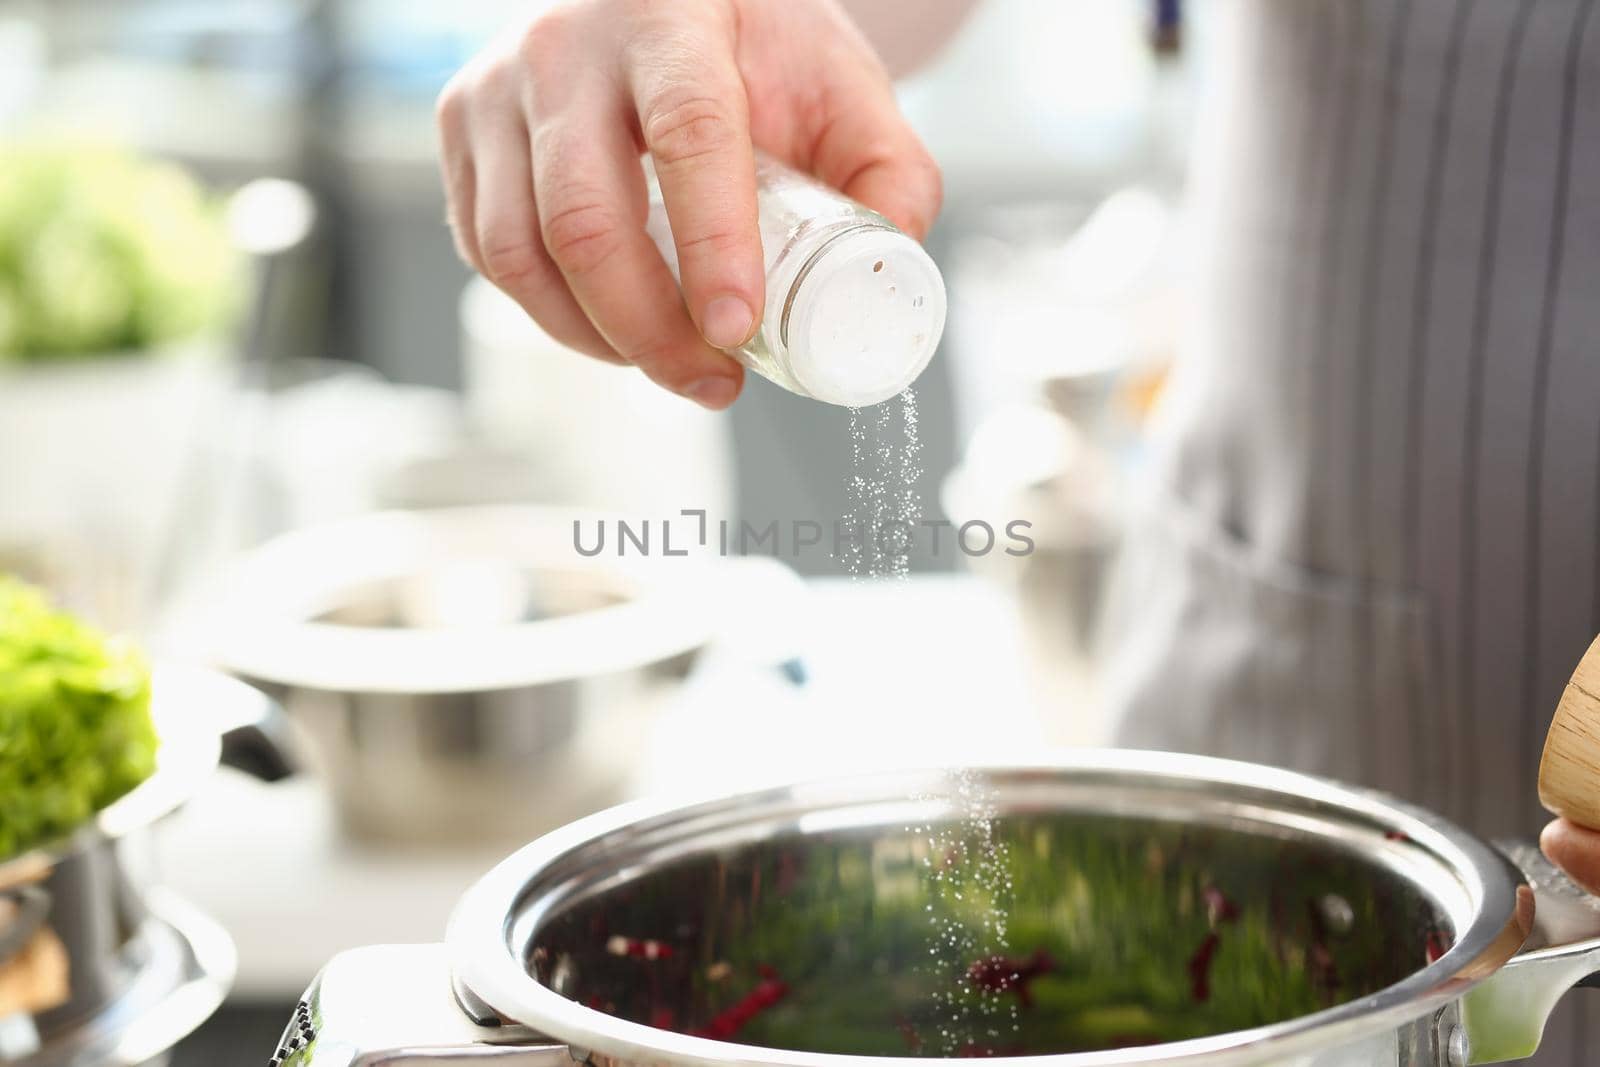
top-left (1101, 1), bottom-right (1600, 1061)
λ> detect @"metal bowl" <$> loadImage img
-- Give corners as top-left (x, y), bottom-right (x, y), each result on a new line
top-left (210, 507), bottom-right (727, 845)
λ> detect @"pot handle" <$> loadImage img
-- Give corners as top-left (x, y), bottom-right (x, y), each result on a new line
top-left (1460, 842), bottom-right (1600, 1063)
top-left (1459, 634), bottom-right (1600, 1063)
top-left (152, 663), bottom-right (301, 782)
top-left (204, 670), bottom-right (300, 782)
top-left (273, 944), bottom-right (576, 1067)
top-left (218, 687), bottom-right (298, 783)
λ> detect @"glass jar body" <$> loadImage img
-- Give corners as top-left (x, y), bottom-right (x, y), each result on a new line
top-left (645, 155), bottom-right (945, 407)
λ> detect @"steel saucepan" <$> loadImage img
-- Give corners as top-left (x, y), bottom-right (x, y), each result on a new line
top-left (208, 507), bottom-right (802, 846)
top-left (1, 665), bottom-right (293, 1067)
top-left (271, 754), bottom-right (1598, 1067)
top-left (271, 643), bottom-right (1600, 1067)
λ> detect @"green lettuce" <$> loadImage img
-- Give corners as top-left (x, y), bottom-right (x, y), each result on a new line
top-left (0, 576), bottom-right (157, 859)
top-left (0, 144), bottom-right (240, 361)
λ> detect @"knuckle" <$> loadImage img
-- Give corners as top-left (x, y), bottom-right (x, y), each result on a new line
top-left (434, 76), bottom-right (468, 127)
top-left (471, 57), bottom-right (516, 99)
top-left (620, 336), bottom-right (681, 373)
top-left (643, 93), bottom-right (740, 167)
top-left (438, 55), bottom-right (515, 120)
top-left (673, 226), bottom-right (746, 258)
top-left (541, 197), bottom-right (625, 276)
top-left (518, 7), bottom-right (576, 68)
top-left (478, 237), bottom-right (545, 288)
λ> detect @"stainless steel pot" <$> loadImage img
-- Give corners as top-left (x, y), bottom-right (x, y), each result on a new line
top-left (207, 507), bottom-right (760, 845)
top-left (0, 666), bottom-right (292, 1066)
top-left (273, 752), bottom-right (1600, 1067)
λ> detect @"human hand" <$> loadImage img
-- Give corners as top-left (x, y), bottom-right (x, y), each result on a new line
top-left (1541, 818), bottom-right (1600, 894)
top-left (436, 0), bottom-right (942, 409)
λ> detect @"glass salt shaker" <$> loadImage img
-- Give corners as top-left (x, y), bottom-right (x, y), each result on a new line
top-left (645, 154), bottom-right (947, 408)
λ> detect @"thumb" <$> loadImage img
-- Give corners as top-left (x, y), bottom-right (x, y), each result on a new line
top-left (1542, 818), bottom-right (1600, 895)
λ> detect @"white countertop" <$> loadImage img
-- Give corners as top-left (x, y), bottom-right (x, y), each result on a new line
top-left (153, 574), bottom-right (1103, 998)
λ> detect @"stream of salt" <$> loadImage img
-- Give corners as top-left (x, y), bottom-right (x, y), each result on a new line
top-left (845, 390), bottom-right (1018, 1052)
top-left (844, 389), bottom-right (922, 579)
top-left (909, 771), bottom-right (1019, 1054)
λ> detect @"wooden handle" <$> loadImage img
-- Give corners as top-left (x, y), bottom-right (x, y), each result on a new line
top-left (1538, 634), bottom-right (1600, 827)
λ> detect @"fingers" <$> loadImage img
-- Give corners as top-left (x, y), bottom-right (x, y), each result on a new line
top-left (467, 108), bottom-right (618, 363)
top-left (435, 80), bottom-right (479, 267)
top-left (1541, 818), bottom-right (1600, 895)
top-left (530, 92), bottom-right (744, 406)
top-left (439, 10), bottom-right (747, 407)
top-left (626, 15), bottom-right (764, 349)
top-left (438, 57), bottom-right (620, 365)
top-left (803, 62), bottom-right (942, 240)
top-left (434, 0), bottom-right (936, 408)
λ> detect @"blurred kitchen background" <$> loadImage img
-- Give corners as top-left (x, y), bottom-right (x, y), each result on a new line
top-left (0, 0), bottom-right (1203, 1062)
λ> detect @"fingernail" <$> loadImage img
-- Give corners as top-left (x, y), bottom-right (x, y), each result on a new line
top-left (701, 296), bottom-right (755, 349)
top-left (685, 376), bottom-right (738, 410)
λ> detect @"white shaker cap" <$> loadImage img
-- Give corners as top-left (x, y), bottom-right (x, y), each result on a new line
top-left (783, 228), bottom-right (946, 407)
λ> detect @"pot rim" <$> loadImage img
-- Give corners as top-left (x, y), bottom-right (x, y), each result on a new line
top-left (207, 506), bottom-right (723, 695)
top-left (447, 751), bottom-right (1532, 1066)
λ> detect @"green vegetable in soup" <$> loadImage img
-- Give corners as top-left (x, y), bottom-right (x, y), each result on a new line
top-left (0, 576), bottom-right (157, 859)
top-left (532, 809), bottom-right (1453, 1057)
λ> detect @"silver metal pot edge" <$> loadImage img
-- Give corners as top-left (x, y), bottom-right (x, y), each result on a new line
top-left (205, 506), bottom-right (726, 696)
top-left (0, 665), bottom-right (291, 1064)
top-left (0, 664), bottom-right (291, 883)
top-left (15, 889), bottom-right (239, 1067)
top-left (280, 754), bottom-right (1600, 1067)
